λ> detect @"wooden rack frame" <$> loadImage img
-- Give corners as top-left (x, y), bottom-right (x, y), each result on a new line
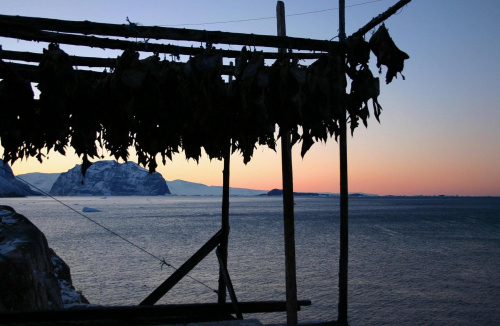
top-left (0, 1), bottom-right (412, 324)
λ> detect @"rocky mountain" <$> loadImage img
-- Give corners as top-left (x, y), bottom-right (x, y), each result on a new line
top-left (49, 161), bottom-right (170, 196)
top-left (0, 160), bottom-right (41, 197)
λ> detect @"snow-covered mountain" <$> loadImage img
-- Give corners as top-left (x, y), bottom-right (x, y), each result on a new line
top-left (16, 162), bottom-right (268, 196)
top-left (16, 172), bottom-right (60, 194)
top-left (49, 161), bottom-right (170, 196)
top-left (0, 160), bottom-right (41, 197)
top-left (167, 179), bottom-right (267, 196)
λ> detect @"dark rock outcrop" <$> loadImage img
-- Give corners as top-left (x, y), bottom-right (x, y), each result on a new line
top-left (0, 205), bottom-right (88, 311)
top-left (0, 160), bottom-right (41, 197)
top-left (49, 160), bottom-right (170, 196)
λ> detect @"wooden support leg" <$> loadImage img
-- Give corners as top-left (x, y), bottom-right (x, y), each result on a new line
top-left (277, 2), bottom-right (298, 325)
top-left (216, 246), bottom-right (242, 320)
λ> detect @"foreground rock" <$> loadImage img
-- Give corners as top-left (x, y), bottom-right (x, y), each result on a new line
top-left (50, 160), bottom-right (170, 196)
top-left (0, 205), bottom-right (88, 311)
top-left (0, 160), bottom-right (41, 197)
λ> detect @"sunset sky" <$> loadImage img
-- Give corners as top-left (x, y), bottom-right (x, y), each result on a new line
top-left (1, 0), bottom-right (499, 196)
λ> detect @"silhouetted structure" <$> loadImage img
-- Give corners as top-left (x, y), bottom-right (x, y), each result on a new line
top-left (0, 1), bottom-right (410, 324)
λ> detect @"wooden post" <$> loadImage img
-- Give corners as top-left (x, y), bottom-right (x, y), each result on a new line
top-left (216, 247), bottom-right (242, 319)
top-left (218, 66), bottom-right (232, 304)
top-left (338, 0), bottom-right (349, 324)
top-left (277, 2), bottom-right (298, 325)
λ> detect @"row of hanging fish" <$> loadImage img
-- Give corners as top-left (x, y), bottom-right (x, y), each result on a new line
top-left (0, 24), bottom-right (408, 174)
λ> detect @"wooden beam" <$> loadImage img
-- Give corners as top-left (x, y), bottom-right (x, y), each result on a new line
top-left (139, 229), bottom-right (223, 306)
top-left (0, 301), bottom-right (312, 324)
top-left (0, 31), bottom-right (325, 61)
top-left (277, 2), bottom-right (298, 326)
top-left (1, 49), bottom-right (117, 68)
top-left (218, 66), bottom-right (233, 304)
top-left (351, 0), bottom-right (412, 38)
top-left (338, 1), bottom-right (349, 324)
top-left (0, 28), bottom-right (213, 57)
top-left (0, 60), bottom-right (238, 83)
top-left (0, 14), bottom-right (339, 53)
top-left (0, 61), bottom-right (103, 82)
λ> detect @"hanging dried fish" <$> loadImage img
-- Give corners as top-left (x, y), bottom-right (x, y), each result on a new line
top-left (96, 49), bottom-right (138, 163)
top-left (181, 46), bottom-right (229, 163)
top-left (37, 43), bottom-right (76, 156)
top-left (0, 59), bottom-right (37, 164)
top-left (369, 24), bottom-right (409, 84)
top-left (299, 54), bottom-right (344, 157)
top-left (230, 48), bottom-right (275, 164)
top-left (348, 66), bottom-right (382, 134)
top-left (346, 35), bottom-right (370, 70)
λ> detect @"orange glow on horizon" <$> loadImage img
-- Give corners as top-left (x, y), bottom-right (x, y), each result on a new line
top-left (2, 134), bottom-right (500, 197)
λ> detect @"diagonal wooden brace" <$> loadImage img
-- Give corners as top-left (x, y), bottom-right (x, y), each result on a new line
top-left (216, 246), bottom-right (243, 320)
top-left (140, 229), bottom-right (223, 306)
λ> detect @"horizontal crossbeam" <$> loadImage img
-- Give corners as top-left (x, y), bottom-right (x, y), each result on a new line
top-left (0, 301), bottom-right (312, 324)
top-left (0, 14), bottom-right (339, 54)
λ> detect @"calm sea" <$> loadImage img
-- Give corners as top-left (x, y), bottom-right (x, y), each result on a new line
top-left (2, 196), bottom-right (499, 325)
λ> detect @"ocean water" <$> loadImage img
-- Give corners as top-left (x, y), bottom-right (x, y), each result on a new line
top-left (2, 196), bottom-right (499, 325)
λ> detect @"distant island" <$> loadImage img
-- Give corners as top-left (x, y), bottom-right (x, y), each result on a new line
top-left (265, 189), bottom-right (377, 197)
top-left (266, 189), bottom-right (323, 197)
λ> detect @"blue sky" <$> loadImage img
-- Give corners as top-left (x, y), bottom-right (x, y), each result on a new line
top-left (1, 0), bottom-right (499, 195)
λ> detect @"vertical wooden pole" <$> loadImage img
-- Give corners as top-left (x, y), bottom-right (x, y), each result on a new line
top-left (338, 0), bottom-right (349, 324)
top-left (276, 2), bottom-right (298, 325)
top-left (218, 63), bottom-right (233, 304)
top-left (218, 149), bottom-right (230, 303)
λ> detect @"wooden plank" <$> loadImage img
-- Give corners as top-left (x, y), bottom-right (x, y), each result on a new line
top-left (139, 229), bottom-right (223, 306)
top-left (0, 301), bottom-right (312, 324)
top-left (0, 14), bottom-right (339, 53)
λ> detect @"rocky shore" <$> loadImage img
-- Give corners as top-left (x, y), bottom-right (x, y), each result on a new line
top-left (0, 205), bottom-right (89, 311)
